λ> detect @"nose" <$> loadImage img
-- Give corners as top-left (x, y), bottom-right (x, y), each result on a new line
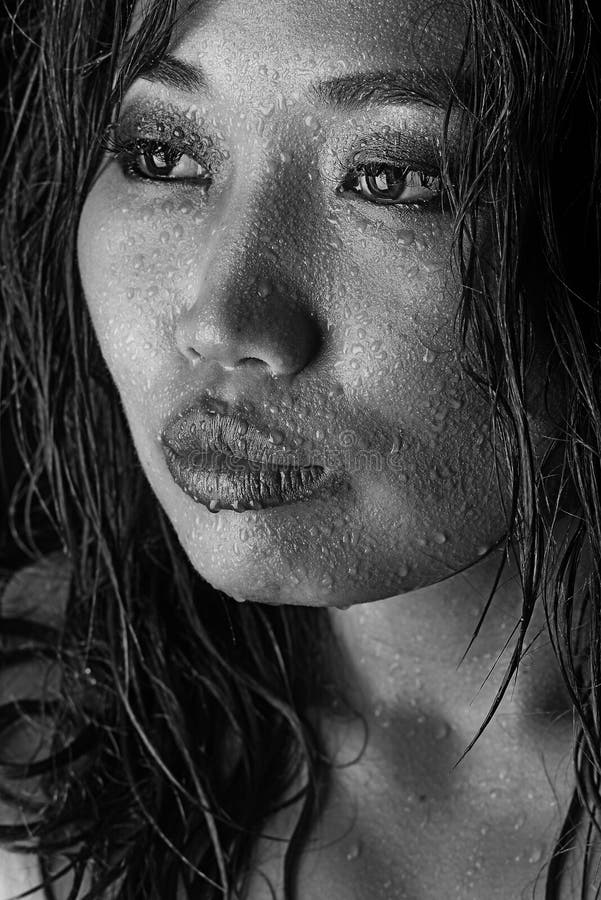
top-left (175, 266), bottom-right (321, 377)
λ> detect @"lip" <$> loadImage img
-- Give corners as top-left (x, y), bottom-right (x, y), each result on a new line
top-left (160, 399), bottom-right (340, 513)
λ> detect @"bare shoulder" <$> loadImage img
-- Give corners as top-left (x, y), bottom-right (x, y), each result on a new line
top-left (0, 553), bottom-right (71, 628)
top-left (0, 849), bottom-right (46, 900)
top-left (0, 555), bottom-right (72, 899)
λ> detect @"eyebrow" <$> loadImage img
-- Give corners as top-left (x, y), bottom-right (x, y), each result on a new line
top-left (140, 55), bottom-right (207, 93)
top-left (140, 53), bottom-right (462, 110)
top-left (308, 67), bottom-right (463, 110)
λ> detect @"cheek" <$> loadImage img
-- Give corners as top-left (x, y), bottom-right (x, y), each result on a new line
top-left (77, 174), bottom-right (508, 603)
top-left (77, 174), bottom-right (199, 396)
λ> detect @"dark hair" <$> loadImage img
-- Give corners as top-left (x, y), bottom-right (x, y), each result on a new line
top-left (0, 0), bottom-right (600, 898)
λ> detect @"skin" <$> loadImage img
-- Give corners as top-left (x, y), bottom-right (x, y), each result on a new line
top-left (76, 0), bottom-right (578, 897)
top-left (78, 0), bottom-right (547, 609)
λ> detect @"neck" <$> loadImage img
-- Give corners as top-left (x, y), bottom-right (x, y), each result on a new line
top-left (326, 539), bottom-right (575, 754)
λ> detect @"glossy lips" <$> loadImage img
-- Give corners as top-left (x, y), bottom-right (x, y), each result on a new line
top-left (160, 403), bottom-right (337, 512)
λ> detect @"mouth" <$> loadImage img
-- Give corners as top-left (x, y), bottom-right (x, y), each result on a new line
top-left (160, 403), bottom-right (339, 513)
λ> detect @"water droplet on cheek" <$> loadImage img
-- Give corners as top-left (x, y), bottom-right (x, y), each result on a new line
top-left (345, 841), bottom-right (362, 861)
top-left (173, 224), bottom-right (185, 239)
top-left (434, 722), bottom-right (451, 740)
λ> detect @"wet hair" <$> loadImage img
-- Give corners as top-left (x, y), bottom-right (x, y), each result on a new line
top-left (0, 0), bottom-right (600, 897)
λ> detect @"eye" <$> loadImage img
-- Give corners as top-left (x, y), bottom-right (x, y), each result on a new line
top-left (341, 163), bottom-right (441, 206)
top-left (118, 139), bottom-right (212, 183)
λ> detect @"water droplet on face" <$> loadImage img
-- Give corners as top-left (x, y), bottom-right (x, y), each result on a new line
top-left (256, 277), bottom-right (272, 298)
top-left (422, 348), bottom-right (437, 364)
top-left (434, 722), bottom-right (451, 740)
top-left (433, 532), bottom-right (447, 544)
top-left (159, 231), bottom-right (170, 244)
top-left (528, 845), bottom-right (544, 865)
top-left (304, 114), bottom-right (321, 132)
top-left (397, 229), bottom-right (415, 246)
top-left (513, 813), bottom-right (526, 831)
top-left (209, 500), bottom-right (220, 513)
top-left (258, 101), bottom-right (275, 118)
top-left (390, 433), bottom-right (403, 454)
top-left (174, 224), bottom-right (184, 239)
top-left (345, 841), bottom-right (362, 861)
top-left (268, 428), bottom-right (285, 445)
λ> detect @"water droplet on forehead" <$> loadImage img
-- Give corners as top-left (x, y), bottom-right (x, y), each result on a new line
top-left (304, 113), bottom-right (321, 132)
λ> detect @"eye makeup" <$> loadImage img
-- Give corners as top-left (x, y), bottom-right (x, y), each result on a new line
top-left (329, 125), bottom-right (452, 213)
top-left (103, 99), bottom-right (227, 180)
top-left (104, 97), bottom-right (454, 215)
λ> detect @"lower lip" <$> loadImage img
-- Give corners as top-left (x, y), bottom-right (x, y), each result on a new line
top-left (163, 447), bottom-right (338, 512)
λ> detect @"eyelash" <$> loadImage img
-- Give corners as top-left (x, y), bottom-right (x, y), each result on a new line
top-left (339, 161), bottom-right (442, 209)
top-left (104, 134), bottom-right (216, 184)
top-left (104, 132), bottom-right (443, 211)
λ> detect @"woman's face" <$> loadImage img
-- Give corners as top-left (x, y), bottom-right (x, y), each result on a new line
top-left (77, 0), bottom-right (553, 606)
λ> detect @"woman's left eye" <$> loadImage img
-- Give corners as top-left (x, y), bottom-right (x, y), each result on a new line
top-left (120, 141), bottom-right (211, 182)
top-left (341, 163), bottom-right (442, 206)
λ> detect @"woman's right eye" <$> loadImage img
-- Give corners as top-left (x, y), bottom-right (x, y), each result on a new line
top-left (112, 138), bottom-right (213, 184)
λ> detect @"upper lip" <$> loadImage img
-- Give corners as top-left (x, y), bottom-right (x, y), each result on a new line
top-left (160, 396), bottom-right (324, 471)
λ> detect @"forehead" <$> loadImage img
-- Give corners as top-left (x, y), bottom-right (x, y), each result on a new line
top-left (167, 0), bottom-right (468, 105)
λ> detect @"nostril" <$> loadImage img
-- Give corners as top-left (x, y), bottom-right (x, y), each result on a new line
top-left (239, 357), bottom-right (267, 369)
top-left (183, 347), bottom-right (203, 364)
